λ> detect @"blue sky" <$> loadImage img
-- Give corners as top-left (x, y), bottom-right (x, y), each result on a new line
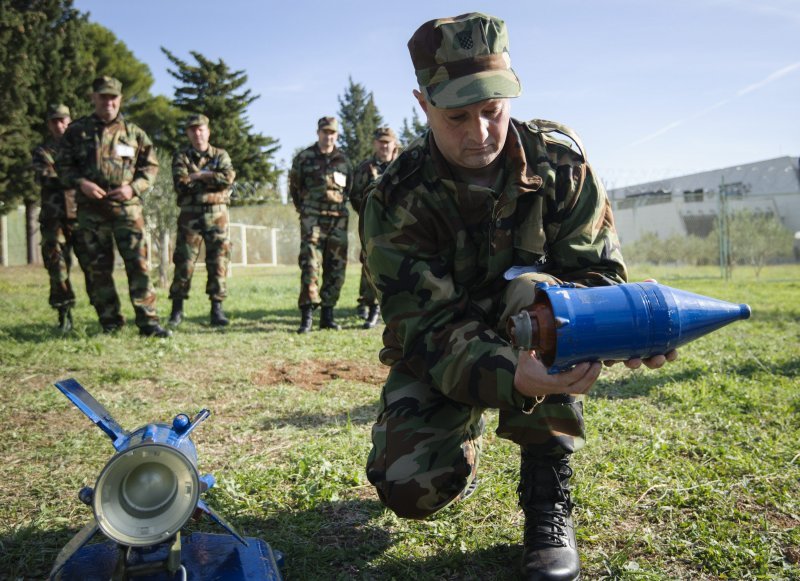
top-left (74, 0), bottom-right (799, 189)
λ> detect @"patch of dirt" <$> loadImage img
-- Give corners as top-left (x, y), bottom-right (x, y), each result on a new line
top-left (252, 360), bottom-right (387, 391)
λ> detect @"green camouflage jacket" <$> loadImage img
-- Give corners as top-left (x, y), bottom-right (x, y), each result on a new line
top-left (32, 137), bottom-right (76, 220)
top-left (289, 144), bottom-right (351, 217)
top-left (361, 118), bottom-right (627, 411)
top-left (172, 144), bottom-right (236, 206)
top-left (350, 155), bottom-right (393, 214)
top-left (57, 113), bottom-right (159, 205)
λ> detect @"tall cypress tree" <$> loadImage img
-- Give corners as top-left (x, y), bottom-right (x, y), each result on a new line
top-left (161, 48), bottom-right (281, 194)
top-left (337, 77), bottom-right (383, 164)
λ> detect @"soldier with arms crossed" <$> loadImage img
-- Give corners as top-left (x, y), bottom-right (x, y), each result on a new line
top-left (361, 13), bottom-right (676, 580)
top-left (57, 76), bottom-right (170, 338)
top-left (349, 126), bottom-right (398, 329)
top-left (289, 116), bottom-right (352, 333)
top-left (168, 114), bottom-right (235, 328)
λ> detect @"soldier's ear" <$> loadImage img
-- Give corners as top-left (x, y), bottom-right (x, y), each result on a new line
top-left (413, 89), bottom-right (428, 114)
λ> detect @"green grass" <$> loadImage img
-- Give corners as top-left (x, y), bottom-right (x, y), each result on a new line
top-left (0, 263), bottom-right (798, 580)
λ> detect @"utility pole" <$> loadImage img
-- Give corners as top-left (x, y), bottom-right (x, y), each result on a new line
top-left (718, 178), bottom-right (732, 280)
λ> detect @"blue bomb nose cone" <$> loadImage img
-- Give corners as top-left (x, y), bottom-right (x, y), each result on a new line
top-left (538, 282), bottom-right (752, 372)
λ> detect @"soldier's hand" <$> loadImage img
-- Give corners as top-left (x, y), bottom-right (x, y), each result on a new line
top-left (514, 350), bottom-right (601, 398)
top-left (80, 180), bottom-right (106, 200)
top-left (603, 349), bottom-right (679, 369)
top-left (108, 184), bottom-right (134, 201)
top-left (189, 170), bottom-right (215, 181)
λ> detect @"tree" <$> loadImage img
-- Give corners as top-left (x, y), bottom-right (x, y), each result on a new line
top-left (161, 48), bottom-right (281, 191)
top-left (337, 77), bottom-right (383, 163)
top-left (727, 210), bottom-right (793, 278)
top-left (399, 107), bottom-right (428, 147)
top-left (139, 151), bottom-right (178, 287)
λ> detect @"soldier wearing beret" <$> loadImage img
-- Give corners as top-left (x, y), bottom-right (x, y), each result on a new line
top-left (32, 104), bottom-right (92, 331)
top-left (349, 126), bottom-right (398, 329)
top-left (57, 76), bottom-right (170, 338)
top-left (360, 13), bottom-right (676, 580)
top-left (288, 116), bottom-right (352, 333)
top-left (167, 114), bottom-right (236, 328)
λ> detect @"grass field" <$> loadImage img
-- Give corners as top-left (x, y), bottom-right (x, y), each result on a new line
top-left (0, 263), bottom-right (798, 580)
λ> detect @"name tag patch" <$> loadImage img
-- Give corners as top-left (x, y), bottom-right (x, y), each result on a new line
top-left (115, 144), bottom-right (135, 158)
top-left (333, 171), bottom-right (347, 187)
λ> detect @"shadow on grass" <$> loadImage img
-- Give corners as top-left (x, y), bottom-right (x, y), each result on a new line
top-left (178, 306), bottom-right (376, 334)
top-left (6, 498), bottom-right (522, 580)
top-left (592, 367), bottom-right (702, 400)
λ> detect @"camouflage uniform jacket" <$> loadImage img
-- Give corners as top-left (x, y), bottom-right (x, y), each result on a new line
top-left (172, 144), bottom-right (236, 206)
top-left (32, 137), bottom-right (76, 220)
top-left (57, 113), bottom-right (158, 205)
top-left (361, 118), bottom-right (627, 412)
top-left (289, 144), bottom-right (351, 217)
top-left (350, 155), bottom-right (392, 214)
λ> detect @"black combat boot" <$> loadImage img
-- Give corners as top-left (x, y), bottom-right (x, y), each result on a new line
top-left (168, 298), bottom-right (184, 327)
top-left (139, 324), bottom-right (172, 338)
top-left (297, 306), bottom-right (313, 334)
top-left (362, 305), bottom-right (381, 329)
top-left (210, 300), bottom-right (229, 327)
top-left (518, 450), bottom-right (580, 581)
top-left (319, 306), bottom-right (340, 330)
top-left (58, 306), bottom-right (73, 333)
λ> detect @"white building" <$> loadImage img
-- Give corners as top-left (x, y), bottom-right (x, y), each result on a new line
top-left (608, 156), bottom-right (800, 245)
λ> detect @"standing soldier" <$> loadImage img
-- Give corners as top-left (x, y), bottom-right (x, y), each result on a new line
top-left (349, 126), bottom-right (398, 329)
top-left (57, 75), bottom-right (171, 338)
top-left (167, 114), bottom-right (235, 328)
top-left (289, 116), bottom-right (352, 333)
top-left (32, 104), bottom-right (90, 331)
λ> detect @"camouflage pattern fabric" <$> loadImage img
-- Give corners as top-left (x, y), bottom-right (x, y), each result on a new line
top-left (289, 144), bottom-right (352, 308)
top-left (57, 113), bottom-right (161, 331)
top-left (172, 145), bottom-right (235, 206)
top-left (169, 144), bottom-right (235, 302)
top-left (78, 201), bottom-right (158, 329)
top-left (169, 205), bottom-right (231, 302)
top-left (32, 138), bottom-right (91, 308)
top-left (350, 155), bottom-right (393, 308)
top-left (297, 213), bottom-right (349, 308)
top-left (361, 118), bottom-right (627, 518)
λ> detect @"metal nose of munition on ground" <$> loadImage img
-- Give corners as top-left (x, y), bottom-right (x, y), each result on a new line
top-left (508, 282), bottom-right (751, 373)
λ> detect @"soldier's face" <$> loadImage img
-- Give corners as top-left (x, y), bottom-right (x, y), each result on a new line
top-left (91, 92), bottom-right (122, 122)
top-left (416, 92), bottom-right (510, 170)
top-left (373, 138), bottom-right (397, 163)
top-left (48, 117), bottom-right (70, 139)
top-left (187, 124), bottom-right (210, 151)
top-left (317, 129), bottom-right (337, 153)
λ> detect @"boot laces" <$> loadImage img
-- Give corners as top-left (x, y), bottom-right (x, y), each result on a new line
top-left (519, 457), bottom-right (574, 549)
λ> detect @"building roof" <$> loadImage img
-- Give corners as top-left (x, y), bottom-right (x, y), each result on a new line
top-left (610, 156), bottom-right (800, 199)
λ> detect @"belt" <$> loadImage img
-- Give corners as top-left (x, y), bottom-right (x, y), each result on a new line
top-left (180, 204), bottom-right (228, 212)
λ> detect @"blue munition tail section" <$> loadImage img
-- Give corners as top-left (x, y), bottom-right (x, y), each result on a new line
top-left (54, 378), bottom-right (129, 449)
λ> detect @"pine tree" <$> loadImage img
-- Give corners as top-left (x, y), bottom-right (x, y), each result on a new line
top-left (399, 107), bottom-right (428, 147)
top-left (337, 77), bottom-right (383, 164)
top-left (161, 48), bottom-right (281, 196)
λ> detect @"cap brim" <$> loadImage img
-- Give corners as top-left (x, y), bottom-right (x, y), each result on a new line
top-left (424, 69), bottom-right (521, 109)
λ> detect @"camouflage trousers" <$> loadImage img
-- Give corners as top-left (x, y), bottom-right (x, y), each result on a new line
top-left (39, 214), bottom-right (92, 308)
top-left (297, 213), bottom-right (348, 308)
top-left (357, 248), bottom-right (378, 307)
top-left (169, 205), bottom-right (231, 302)
top-left (366, 272), bottom-right (585, 519)
top-left (78, 202), bottom-right (159, 330)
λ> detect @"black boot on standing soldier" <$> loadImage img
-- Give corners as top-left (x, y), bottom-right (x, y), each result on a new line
top-left (518, 449), bottom-right (581, 581)
top-left (297, 305), bottom-right (313, 334)
top-left (57, 306), bottom-right (73, 333)
top-left (320, 306), bottom-right (340, 330)
top-left (363, 304), bottom-right (381, 329)
top-left (168, 298), bottom-right (183, 327)
top-left (210, 300), bottom-right (229, 327)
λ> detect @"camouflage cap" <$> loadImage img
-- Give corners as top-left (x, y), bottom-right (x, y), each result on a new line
top-left (47, 104), bottom-right (71, 120)
top-left (186, 113), bottom-right (210, 127)
top-left (92, 75), bottom-right (122, 96)
top-left (318, 116), bottom-right (338, 132)
top-left (408, 12), bottom-right (522, 109)
top-left (374, 127), bottom-right (397, 141)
